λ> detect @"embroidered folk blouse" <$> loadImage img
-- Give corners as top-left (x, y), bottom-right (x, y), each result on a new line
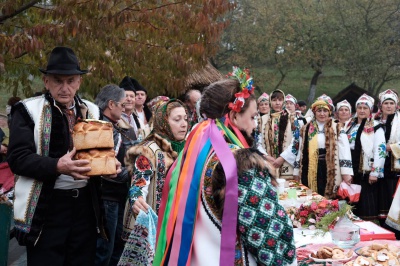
top-left (346, 120), bottom-right (386, 177)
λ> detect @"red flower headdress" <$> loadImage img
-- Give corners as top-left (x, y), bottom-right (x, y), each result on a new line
top-left (227, 66), bottom-right (255, 112)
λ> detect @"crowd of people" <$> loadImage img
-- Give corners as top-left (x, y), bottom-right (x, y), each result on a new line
top-left (2, 46), bottom-right (400, 265)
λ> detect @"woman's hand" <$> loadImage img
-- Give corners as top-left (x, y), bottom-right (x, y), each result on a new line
top-left (386, 144), bottom-right (392, 152)
top-left (369, 175), bottom-right (378, 185)
top-left (342, 174), bottom-right (352, 185)
top-left (0, 144), bottom-right (7, 155)
top-left (132, 197), bottom-right (149, 214)
top-left (264, 154), bottom-right (275, 164)
top-left (272, 156), bottom-right (285, 168)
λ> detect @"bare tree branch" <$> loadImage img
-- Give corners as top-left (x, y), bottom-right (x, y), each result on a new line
top-left (0, 0), bottom-right (41, 23)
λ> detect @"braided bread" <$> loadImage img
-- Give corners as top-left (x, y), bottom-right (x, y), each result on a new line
top-left (75, 148), bottom-right (117, 176)
top-left (73, 120), bottom-right (114, 150)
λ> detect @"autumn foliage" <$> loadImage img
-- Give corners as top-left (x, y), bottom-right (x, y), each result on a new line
top-left (0, 0), bottom-right (233, 97)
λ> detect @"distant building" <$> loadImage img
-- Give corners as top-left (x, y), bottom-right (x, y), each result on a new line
top-left (332, 83), bottom-right (379, 113)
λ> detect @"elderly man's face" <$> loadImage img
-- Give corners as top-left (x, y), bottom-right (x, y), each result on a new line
top-left (124, 90), bottom-right (136, 113)
top-left (43, 74), bottom-right (81, 107)
top-left (187, 91), bottom-right (201, 111)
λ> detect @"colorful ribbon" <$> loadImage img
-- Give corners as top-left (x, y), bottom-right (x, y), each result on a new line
top-left (154, 118), bottom-right (244, 265)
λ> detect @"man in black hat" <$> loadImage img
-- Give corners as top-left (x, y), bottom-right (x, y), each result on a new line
top-left (132, 79), bottom-right (152, 126)
top-left (7, 46), bottom-right (120, 265)
top-left (119, 76), bottom-right (144, 138)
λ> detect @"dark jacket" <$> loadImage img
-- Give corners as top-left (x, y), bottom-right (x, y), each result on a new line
top-left (144, 104), bottom-right (152, 123)
top-left (7, 93), bottom-right (106, 246)
top-left (100, 115), bottom-right (135, 202)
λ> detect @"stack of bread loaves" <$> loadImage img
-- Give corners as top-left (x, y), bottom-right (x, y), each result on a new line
top-left (73, 119), bottom-right (117, 176)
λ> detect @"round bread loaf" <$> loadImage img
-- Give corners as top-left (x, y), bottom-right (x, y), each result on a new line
top-left (73, 120), bottom-right (114, 150)
top-left (75, 148), bottom-right (117, 176)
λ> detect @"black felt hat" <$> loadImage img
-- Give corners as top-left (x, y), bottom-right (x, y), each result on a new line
top-left (131, 78), bottom-right (147, 94)
top-left (39, 47), bottom-right (88, 75)
top-left (119, 76), bottom-right (147, 94)
top-left (119, 76), bottom-right (136, 92)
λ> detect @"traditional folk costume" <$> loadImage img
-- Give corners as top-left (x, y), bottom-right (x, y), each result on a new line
top-left (286, 94), bottom-right (307, 128)
top-left (259, 90), bottom-right (300, 179)
top-left (255, 93), bottom-right (269, 155)
top-left (374, 89), bottom-right (400, 223)
top-left (155, 68), bottom-right (296, 266)
top-left (121, 100), bottom-right (186, 264)
top-left (293, 98), bottom-right (354, 199)
top-left (346, 94), bottom-right (386, 220)
top-left (119, 75), bottom-right (149, 139)
top-left (257, 92), bottom-right (270, 116)
top-left (10, 93), bottom-right (101, 245)
top-left (336, 100), bottom-right (353, 132)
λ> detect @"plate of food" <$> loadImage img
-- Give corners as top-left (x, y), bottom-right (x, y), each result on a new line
top-left (354, 243), bottom-right (400, 265)
top-left (278, 191), bottom-right (288, 200)
top-left (309, 246), bottom-right (354, 262)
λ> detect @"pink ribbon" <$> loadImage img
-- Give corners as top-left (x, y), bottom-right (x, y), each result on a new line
top-left (209, 120), bottom-right (238, 266)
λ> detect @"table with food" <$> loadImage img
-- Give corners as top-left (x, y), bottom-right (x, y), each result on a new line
top-left (278, 180), bottom-right (399, 265)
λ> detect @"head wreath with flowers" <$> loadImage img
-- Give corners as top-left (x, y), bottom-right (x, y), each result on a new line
top-left (227, 66), bottom-right (255, 112)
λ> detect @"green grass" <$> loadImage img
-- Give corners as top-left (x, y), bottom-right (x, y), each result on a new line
top-left (220, 65), bottom-right (400, 103)
top-left (250, 66), bottom-right (352, 102)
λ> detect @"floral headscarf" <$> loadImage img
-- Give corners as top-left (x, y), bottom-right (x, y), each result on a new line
top-left (336, 100), bottom-right (352, 113)
top-left (147, 95), bottom-right (170, 113)
top-left (317, 94), bottom-right (335, 112)
top-left (257, 93), bottom-right (269, 104)
top-left (356, 93), bottom-right (374, 111)
top-left (311, 100), bottom-right (331, 115)
top-left (285, 94), bottom-right (297, 105)
top-left (152, 99), bottom-right (188, 143)
top-left (379, 89), bottom-right (399, 105)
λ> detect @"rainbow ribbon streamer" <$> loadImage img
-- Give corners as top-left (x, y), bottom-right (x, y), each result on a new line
top-left (154, 118), bottom-right (246, 266)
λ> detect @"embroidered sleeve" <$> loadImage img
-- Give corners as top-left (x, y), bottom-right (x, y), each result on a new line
top-left (338, 130), bottom-right (354, 175)
top-left (128, 155), bottom-right (154, 206)
top-left (371, 127), bottom-right (386, 178)
top-left (347, 125), bottom-right (359, 150)
top-left (280, 119), bottom-right (301, 166)
top-left (255, 125), bottom-right (268, 155)
top-left (293, 135), bottom-right (303, 176)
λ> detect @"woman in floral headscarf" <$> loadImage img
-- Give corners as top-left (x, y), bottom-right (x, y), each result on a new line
top-left (122, 99), bottom-right (188, 240)
top-left (257, 93), bottom-right (270, 116)
top-left (346, 94), bottom-right (386, 220)
top-left (293, 96), bottom-right (353, 198)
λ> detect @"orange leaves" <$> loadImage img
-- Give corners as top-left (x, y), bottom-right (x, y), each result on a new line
top-left (2, 0), bottom-right (231, 98)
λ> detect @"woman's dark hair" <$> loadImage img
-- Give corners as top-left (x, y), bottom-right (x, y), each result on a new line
top-left (270, 90), bottom-right (284, 101)
top-left (7, 97), bottom-right (21, 106)
top-left (200, 79), bottom-right (256, 119)
top-left (211, 148), bottom-right (275, 218)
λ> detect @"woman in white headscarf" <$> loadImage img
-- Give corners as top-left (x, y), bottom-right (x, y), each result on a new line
top-left (346, 94), bottom-right (386, 220)
top-left (374, 89), bottom-right (400, 228)
top-left (336, 100), bottom-right (353, 131)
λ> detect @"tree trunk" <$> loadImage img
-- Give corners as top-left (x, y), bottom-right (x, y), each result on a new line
top-left (307, 70), bottom-right (322, 105)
